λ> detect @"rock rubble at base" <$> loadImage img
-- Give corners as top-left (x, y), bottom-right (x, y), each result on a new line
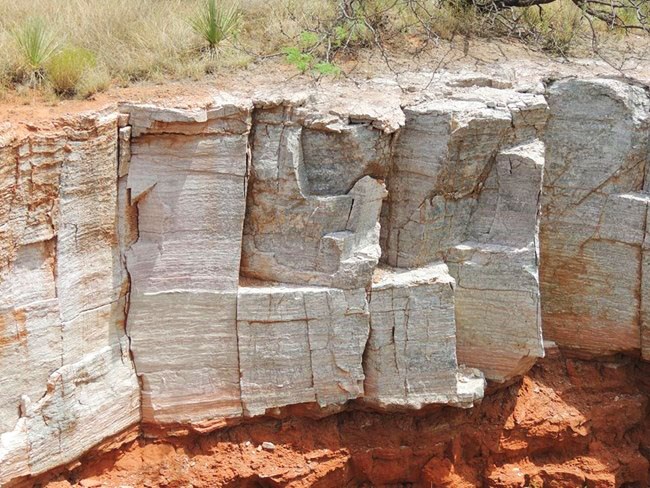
top-left (1, 74), bottom-right (650, 486)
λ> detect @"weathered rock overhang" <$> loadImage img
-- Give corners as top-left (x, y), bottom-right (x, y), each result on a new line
top-left (1, 75), bottom-right (649, 486)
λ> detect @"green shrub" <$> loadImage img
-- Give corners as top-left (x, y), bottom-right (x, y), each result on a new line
top-left (46, 46), bottom-right (96, 96)
top-left (313, 61), bottom-right (341, 76)
top-left (12, 18), bottom-right (60, 85)
top-left (283, 30), bottom-right (341, 77)
top-left (283, 46), bottom-right (314, 73)
top-left (190, 0), bottom-right (242, 54)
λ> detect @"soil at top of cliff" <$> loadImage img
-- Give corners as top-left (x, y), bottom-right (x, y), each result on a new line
top-left (36, 347), bottom-right (650, 488)
top-left (2, 36), bottom-right (650, 136)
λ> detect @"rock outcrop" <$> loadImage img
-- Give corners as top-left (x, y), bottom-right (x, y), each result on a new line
top-left (540, 78), bottom-right (650, 358)
top-left (381, 90), bottom-right (547, 381)
top-left (122, 97), bottom-right (252, 427)
top-left (1, 75), bottom-right (650, 486)
top-left (0, 115), bottom-right (140, 484)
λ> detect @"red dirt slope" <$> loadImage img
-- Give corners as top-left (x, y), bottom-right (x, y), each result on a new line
top-left (39, 347), bottom-right (650, 488)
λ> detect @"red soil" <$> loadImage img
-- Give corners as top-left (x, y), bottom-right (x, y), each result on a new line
top-left (39, 347), bottom-right (650, 488)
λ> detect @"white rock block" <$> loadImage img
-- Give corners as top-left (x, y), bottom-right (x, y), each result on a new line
top-left (237, 285), bottom-right (369, 417)
top-left (365, 263), bottom-right (484, 408)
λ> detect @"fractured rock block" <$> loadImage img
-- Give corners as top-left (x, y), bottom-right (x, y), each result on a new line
top-left (237, 284), bottom-right (369, 417)
top-left (123, 98), bottom-right (253, 426)
top-left (364, 263), bottom-right (484, 409)
top-left (466, 141), bottom-right (545, 248)
top-left (300, 124), bottom-right (392, 196)
top-left (381, 100), bottom-right (512, 268)
top-left (546, 192), bottom-right (650, 356)
top-left (380, 90), bottom-right (548, 270)
top-left (448, 141), bottom-right (545, 381)
top-left (241, 103), bottom-right (389, 290)
top-left (448, 243), bottom-right (543, 381)
top-left (541, 78), bottom-right (650, 357)
top-left (381, 96), bottom-right (546, 382)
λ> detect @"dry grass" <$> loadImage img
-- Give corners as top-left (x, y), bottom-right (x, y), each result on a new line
top-left (0, 0), bottom-right (642, 98)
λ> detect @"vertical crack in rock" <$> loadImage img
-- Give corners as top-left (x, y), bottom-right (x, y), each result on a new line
top-left (117, 116), bottom-right (146, 425)
top-left (303, 294), bottom-right (318, 400)
top-left (639, 199), bottom-right (649, 357)
top-left (232, 110), bottom-right (259, 418)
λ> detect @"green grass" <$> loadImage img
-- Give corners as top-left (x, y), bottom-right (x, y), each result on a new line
top-left (0, 0), bottom-right (644, 98)
top-left (189, 0), bottom-right (242, 54)
top-left (12, 17), bottom-right (60, 85)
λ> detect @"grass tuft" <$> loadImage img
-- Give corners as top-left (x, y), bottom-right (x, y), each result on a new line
top-left (46, 46), bottom-right (96, 96)
top-left (189, 0), bottom-right (242, 54)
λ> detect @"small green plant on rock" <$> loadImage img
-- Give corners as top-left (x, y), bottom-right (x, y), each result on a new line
top-left (190, 0), bottom-right (242, 55)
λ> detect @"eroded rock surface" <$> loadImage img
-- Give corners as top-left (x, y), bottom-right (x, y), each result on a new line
top-left (540, 78), bottom-right (650, 358)
top-left (2, 74), bottom-right (650, 486)
top-left (37, 352), bottom-right (650, 488)
top-left (0, 115), bottom-right (140, 485)
top-left (241, 100), bottom-right (391, 290)
top-left (123, 97), bottom-right (252, 426)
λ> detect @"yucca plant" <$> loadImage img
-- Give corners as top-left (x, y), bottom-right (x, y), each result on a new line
top-left (189, 0), bottom-right (242, 55)
top-left (12, 18), bottom-right (60, 85)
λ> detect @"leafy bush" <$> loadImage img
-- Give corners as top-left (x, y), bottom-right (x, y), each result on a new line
top-left (283, 46), bottom-right (313, 73)
top-left (283, 30), bottom-right (341, 77)
top-left (12, 18), bottom-right (60, 84)
top-left (190, 0), bottom-right (242, 54)
top-left (46, 46), bottom-right (97, 96)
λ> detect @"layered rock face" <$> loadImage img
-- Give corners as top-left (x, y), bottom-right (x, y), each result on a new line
top-left (1, 76), bottom-right (650, 486)
top-left (540, 78), bottom-right (650, 358)
top-left (0, 115), bottom-right (140, 483)
top-left (381, 91), bottom-right (547, 381)
top-left (122, 98), bottom-right (252, 427)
